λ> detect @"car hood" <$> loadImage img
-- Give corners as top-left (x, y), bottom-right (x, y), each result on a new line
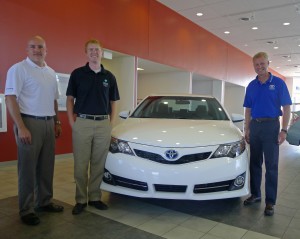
top-left (112, 118), bottom-right (243, 147)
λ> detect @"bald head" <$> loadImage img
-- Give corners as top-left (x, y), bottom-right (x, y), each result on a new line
top-left (26, 35), bottom-right (47, 67)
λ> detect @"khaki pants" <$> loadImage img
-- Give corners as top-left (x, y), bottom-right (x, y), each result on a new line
top-left (72, 117), bottom-right (111, 203)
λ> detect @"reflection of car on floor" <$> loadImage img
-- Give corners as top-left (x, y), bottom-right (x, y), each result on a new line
top-left (101, 94), bottom-right (249, 200)
top-left (287, 111), bottom-right (300, 146)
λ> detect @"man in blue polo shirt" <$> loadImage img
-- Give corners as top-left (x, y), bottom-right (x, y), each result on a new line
top-left (243, 52), bottom-right (292, 216)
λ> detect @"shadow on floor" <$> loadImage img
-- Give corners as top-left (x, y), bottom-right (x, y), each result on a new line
top-left (0, 196), bottom-right (162, 239)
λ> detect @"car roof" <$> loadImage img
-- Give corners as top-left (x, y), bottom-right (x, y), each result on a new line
top-left (147, 93), bottom-right (215, 98)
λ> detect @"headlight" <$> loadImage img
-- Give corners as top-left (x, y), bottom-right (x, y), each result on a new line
top-left (211, 139), bottom-right (246, 158)
top-left (109, 137), bottom-right (134, 155)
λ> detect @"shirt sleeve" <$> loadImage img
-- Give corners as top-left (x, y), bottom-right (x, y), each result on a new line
top-left (5, 63), bottom-right (24, 97)
top-left (109, 73), bottom-right (120, 101)
top-left (66, 71), bottom-right (76, 97)
top-left (280, 81), bottom-right (292, 106)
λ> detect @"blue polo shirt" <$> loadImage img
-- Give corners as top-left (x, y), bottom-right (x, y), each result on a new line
top-left (243, 73), bottom-right (292, 119)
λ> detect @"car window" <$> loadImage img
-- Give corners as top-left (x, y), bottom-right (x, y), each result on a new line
top-left (131, 96), bottom-right (229, 120)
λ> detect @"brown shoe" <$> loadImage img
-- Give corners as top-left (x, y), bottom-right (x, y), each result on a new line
top-left (264, 204), bottom-right (274, 216)
top-left (243, 195), bottom-right (261, 205)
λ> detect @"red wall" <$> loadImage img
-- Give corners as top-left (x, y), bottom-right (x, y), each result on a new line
top-left (0, 0), bottom-right (284, 162)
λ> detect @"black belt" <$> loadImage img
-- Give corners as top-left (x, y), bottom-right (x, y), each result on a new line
top-left (77, 113), bottom-right (108, 121)
top-left (253, 117), bottom-right (278, 122)
top-left (21, 113), bottom-right (53, 120)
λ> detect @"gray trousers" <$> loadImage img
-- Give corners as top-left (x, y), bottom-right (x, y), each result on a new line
top-left (14, 117), bottom-right (55, 216)
top-left (72, 117), bottom-right (111, 203)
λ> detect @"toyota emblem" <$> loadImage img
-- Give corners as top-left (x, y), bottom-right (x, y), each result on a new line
top-left (165, 149), bottom-right (179, 160)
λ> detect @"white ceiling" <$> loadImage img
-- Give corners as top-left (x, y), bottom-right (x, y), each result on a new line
top-left (158, 0), bottom-right (300, 78)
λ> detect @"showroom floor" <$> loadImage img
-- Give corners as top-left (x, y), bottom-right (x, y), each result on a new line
top-left (1, 142), bottom-right (300, 239)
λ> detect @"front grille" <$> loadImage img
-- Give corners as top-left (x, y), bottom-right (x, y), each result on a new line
top-left (104, 174), bottom-right (148, 191)
top-left (193, 180), bottom-right (233, 193)
top-left (154, 184), bottom-right (187, 193)
top-left (134, 149), bottom-right (211, 164)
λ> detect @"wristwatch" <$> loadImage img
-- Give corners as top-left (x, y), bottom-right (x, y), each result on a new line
top-left (281, 129), bottom-right (287, 134)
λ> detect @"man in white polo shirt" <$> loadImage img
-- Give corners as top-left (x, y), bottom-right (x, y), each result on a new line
top-left (5, 36), bottom-right (64, 226)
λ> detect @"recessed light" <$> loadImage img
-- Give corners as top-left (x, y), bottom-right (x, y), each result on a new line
top-left (224, 31), bottom-right (230, 34)
top-left (252, 27), bottom-right (258, 30)
top-left (239, 17), bottom-right (251, 21)
top-left (196, 12), bottom-right (203, 16)
top-left (283, 22), bottom-right (290, 26)
top-left (137, 67), bottom-right (144, 71)
top-left (276, 67), bottom-right (280, 69)
top-left (274, 46), bottom-right (279, 49)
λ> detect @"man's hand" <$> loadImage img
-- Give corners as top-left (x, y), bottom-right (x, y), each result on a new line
top-left (18, 126), bottom-right (32, 144)
top-left (55, 124), bottom-right (62, 138)
top-left (278, 131), bottom-right (287, 145)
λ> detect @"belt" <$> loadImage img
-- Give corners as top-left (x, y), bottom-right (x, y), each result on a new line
top-left (77, 113), bottom-right (108, 121)
top-left (253, 117), bottom-right (278, 122)
top-left (21, 113), bottom-right (53, 120)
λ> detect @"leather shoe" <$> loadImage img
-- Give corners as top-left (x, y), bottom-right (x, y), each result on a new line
top-left (243, 195), bottom-right (261, 205)
top-left (72, 203), bottom-right (87, 215)
top-left (264, 204), bottom-right (274, 216)
top-left (21, 213), bottom-right (40, 226)
top-left (35, 203), bottom-right (64, 213)
top-left (88, 201), bottom-right (108, 210)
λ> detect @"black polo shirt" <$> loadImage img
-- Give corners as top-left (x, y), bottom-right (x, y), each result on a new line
top-left (66, 63), bottom-right (120, 115)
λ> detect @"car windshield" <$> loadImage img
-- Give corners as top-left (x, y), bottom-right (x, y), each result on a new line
top-left (131, 96), bottom-right (229, 120)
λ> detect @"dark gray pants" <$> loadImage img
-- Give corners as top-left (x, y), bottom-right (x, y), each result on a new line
top-left (14, 117), bottom-right (55, 216)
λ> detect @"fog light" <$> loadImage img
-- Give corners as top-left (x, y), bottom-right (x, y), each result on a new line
top-left (103, 169), bottom-right (116, 185)
top-left (234, 175), bottom-right (245, 187)
top-left (229, 172), bottom-right (245, 191)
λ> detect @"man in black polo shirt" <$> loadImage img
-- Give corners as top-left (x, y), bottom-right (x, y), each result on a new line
top-left (66, 39), bottom-right (120, 215)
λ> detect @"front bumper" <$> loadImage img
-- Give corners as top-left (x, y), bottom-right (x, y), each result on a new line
top-left (101, 149), bottom-right (249, 200)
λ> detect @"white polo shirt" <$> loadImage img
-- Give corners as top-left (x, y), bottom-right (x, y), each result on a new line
top-left (5, 57), bottom-right (59, 116)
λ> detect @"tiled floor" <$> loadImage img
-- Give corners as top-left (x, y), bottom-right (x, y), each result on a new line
top-left (1, 142), bottom-right (300, 239)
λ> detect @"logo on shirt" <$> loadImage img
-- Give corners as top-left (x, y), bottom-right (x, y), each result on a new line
top-left (269, 84), bottom-right (275, 90)
top-left (103, 79), bottom-right (109, 87)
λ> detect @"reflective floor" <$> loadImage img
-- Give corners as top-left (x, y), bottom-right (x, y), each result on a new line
top-left (1, 142), bottom-right (300, 239)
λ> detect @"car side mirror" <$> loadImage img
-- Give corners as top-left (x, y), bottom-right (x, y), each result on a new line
top-left (119, 110), bottom-right (130, 119)
top-left (231, 113), bottom-right (244, 123)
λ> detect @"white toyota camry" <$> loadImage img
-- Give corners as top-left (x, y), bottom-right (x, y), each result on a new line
top-left (101, 94), bottom-right (249, 200)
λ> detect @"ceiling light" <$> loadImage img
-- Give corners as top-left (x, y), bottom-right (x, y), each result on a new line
top-left (196, 12), bottom-right (203, 16)
top-left (137, 67), bottom-right (144, 71)
top-left (283, 22), bottom-right (290, 26)
top-left (224, 31), bottom-right (230, 34)
top-left (252, 27), bottom-right (258, 30)
top-left (239, 17), bottom-right (251, 21)
top-left (273, 46), bottom-right (279, 49)
top-left (276, 67), bottom-right (280, 69)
